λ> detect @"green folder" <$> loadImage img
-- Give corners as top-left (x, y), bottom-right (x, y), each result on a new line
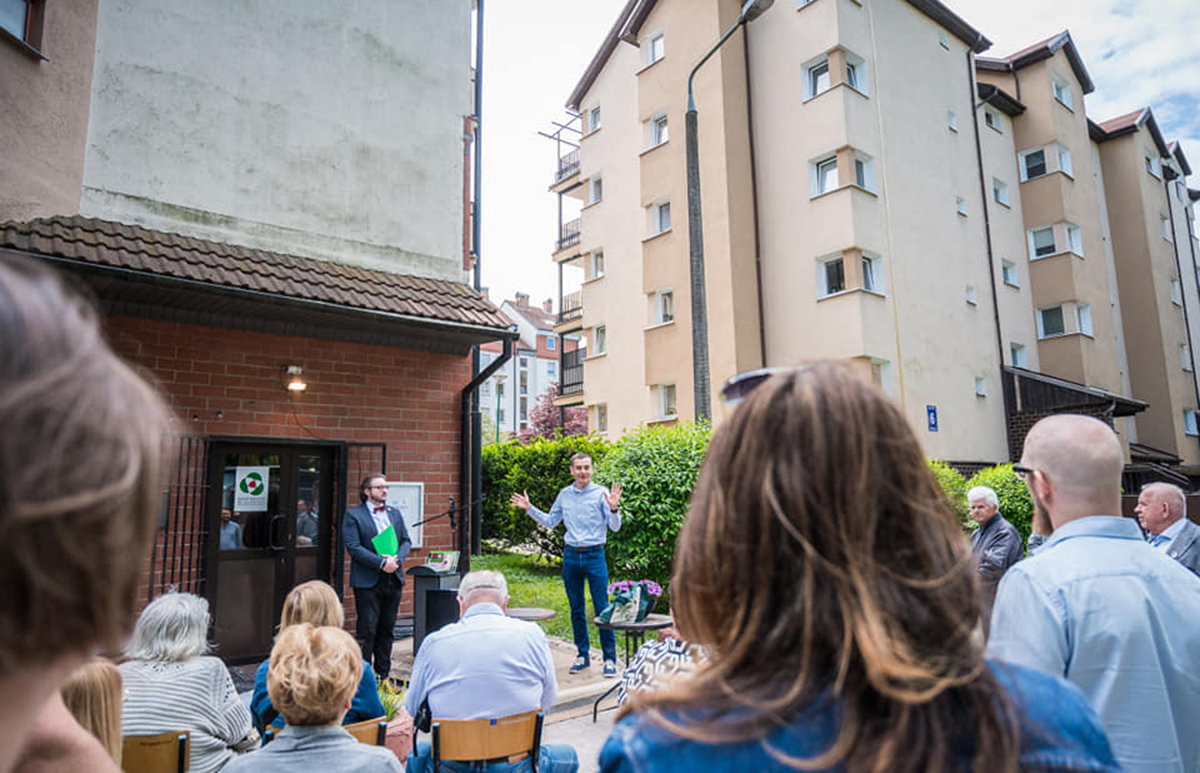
top-left (372, 523), bottom-right (399, 556)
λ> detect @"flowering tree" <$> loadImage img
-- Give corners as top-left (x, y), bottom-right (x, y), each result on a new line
top-left (519, 383), bottom-right (587, 442)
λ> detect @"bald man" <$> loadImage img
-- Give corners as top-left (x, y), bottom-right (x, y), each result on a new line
top-left (988, 414), bottom-right (1200, 773)
top-left (1135, 482), bottom-right (1200, 576)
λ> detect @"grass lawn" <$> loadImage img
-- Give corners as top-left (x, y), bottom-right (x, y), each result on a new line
top-left (473, 550), bottom-right (601, 652)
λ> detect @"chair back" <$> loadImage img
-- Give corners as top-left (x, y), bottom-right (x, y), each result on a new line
top-left (121, 730), bottom-right (190, 773)
top-left (430, 710), bottom-right (543, 773)
top-left (344, 716), bottom-right (388, 746)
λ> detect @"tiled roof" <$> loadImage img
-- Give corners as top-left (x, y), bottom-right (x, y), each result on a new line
top-left (0, 215), bottom-right (511, 330)
top-left (506, 302), bottom-right (557, 330)
top-left (977, 30), bottom-right (1094, 94)
top-left (1098, 109), bottom-right (1145, 133)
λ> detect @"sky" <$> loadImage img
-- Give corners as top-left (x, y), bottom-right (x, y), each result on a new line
top-left (478, 0), bottom-right (1200, 309)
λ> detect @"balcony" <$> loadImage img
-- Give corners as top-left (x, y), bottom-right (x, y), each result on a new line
top-left (557, 218), bottom-right (581, 252)
top-left (556, 149), bottom-right (580, 183)
top-left (558, 291), bottom-right (582, 324)
top-left (558, 348), bottom-right (584, 399)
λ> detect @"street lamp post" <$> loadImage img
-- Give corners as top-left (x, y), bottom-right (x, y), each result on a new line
top-left (686, 0), bottom-right (774, 423)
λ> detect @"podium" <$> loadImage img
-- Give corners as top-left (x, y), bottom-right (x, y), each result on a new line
top-left (406, 565), bottom-right (460, 653)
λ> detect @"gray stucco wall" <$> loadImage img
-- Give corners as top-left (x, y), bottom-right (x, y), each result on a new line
top-left (79, 0), bottom-right (471, 280)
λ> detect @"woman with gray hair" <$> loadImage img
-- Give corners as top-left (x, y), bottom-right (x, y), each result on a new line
top-left (120, 593), bottom-right (258, 772)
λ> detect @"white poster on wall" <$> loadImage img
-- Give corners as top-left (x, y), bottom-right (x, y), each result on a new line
top-left (387, 482), bottom-right (424, 549)
top-left (233, 466), bottom-right (270, 512)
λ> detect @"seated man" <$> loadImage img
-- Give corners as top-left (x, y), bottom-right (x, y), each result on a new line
top-left (406, 571), bottom-right (578, 773)
top-left (224, 624), bottom-right (400, 773)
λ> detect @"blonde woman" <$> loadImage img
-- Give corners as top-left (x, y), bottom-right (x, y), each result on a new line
top-left (251, 580), bottom-right (385, 732)
top-left (224, 625), bottom-right (400, 773)
top-left (61, 659), bottom-right (124, 765)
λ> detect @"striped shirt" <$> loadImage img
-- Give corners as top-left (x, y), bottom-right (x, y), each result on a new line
top-left (120, 656), bottom-right (258, 773)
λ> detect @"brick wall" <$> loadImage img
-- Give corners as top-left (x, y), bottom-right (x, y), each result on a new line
top-left (1006, 404), bottom-right (1114, 462)
top-left (107, 315), bottom-right (471, 624)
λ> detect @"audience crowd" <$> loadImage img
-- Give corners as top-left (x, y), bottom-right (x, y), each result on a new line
top-left (5, 256), bottom-right (1200, 773)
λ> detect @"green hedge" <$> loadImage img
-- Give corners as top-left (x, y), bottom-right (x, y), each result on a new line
top-left (929, 460), bottom-right (973, 530)
top-left (594, 422), bottom-right (711, 596)
top-left (967, 463), bottom-right (1034, 546)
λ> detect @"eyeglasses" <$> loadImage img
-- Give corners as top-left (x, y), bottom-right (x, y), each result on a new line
top-left (368, 484), bottom-right (389, 490)
top-left (720, 367), bottom-right (789, 405)
top-left (1012, 465), bottom-right (1034, 481)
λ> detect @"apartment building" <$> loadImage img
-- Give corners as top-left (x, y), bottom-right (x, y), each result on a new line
top-left (549, 0), bottom-right (1197, 472)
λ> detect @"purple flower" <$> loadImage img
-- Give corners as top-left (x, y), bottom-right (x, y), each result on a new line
top-left (608, 579), bottom-right (662, 597)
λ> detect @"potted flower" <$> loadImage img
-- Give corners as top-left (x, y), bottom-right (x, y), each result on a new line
top-left (377, 678), bottom-right (414, 762)
top-left (605, 580), bottom-right (663, 623)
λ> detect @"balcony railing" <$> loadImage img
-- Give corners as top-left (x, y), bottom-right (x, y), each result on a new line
top-left (560, 348), bottom-right (584, 396)
top-left (557, 218), bottom-right (580, 252)
top-left (558, 291), bottom-right (582, 324)
top-left (556, 149), bottom-right (580, 182)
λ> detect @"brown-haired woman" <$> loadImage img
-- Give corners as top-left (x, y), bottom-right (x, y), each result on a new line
top-left (599, 364), bottom-right (1118, 773)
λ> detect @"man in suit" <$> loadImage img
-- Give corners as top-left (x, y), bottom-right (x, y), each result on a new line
top-left (1135, 482), bottom-right (1200, 576)
top-left (967, 485), bottom-right (1023, 637)
top-left (343, 473), bottom-right (412, 681)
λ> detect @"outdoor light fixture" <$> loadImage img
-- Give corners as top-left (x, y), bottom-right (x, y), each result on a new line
top-left (285, 365), bottom-right (307, 392)
top-left (685, 0), bottom-right (774, 423)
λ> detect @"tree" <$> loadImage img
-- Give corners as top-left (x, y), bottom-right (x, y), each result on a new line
top-left (518, 383), bottom-right (587, 442)
top-left (480, 411), bottom-right (501, 447)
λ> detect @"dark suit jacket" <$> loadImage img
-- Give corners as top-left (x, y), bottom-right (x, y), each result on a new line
top-left (1165, 518), bottom-right (1200, 577)
top-left (342, 503), bottom-right (412, 589)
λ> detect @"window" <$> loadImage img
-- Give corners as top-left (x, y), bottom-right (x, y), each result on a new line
top-left (482, 381), bottom-right (491, 398)
top-left (956, 196), bottom-right (968, 216)
top-left (862, 255), bottom-right (881, 293)
top-left (1002, 260), bottom-right (1019, 287)
top-left (519, 357), bottom-right (528, 368)
top-left (1171, 278), bottom-right (1182, 305)
top-left (808, 60), bottom-right (830, 98)
top-left (993, 179), bottom-right (1010, 206)
top-left (966, 284), bottom-right (977, 305)
top-left (1057, 145), bottom-right (1073, 177)
top-left (814, 156), bottom-right (838, 195)
top-left (846, 61), bottom-right (861, 90)
top-left (548, 361), bottom-right (557, 376)
top-left (1038, 306), bottom-right (1065, 338)
top-left (646, 32), bottom-right (664, 64)
top-left (1162, 215), bottom-right (1173, 242)
top-left (589, 175), bottom-right (603, 204)
top-left (1145, 150), bottom-right (1161, 178)
top-left (975, 377), bottom-right (988, 397)
top-left (591, 250), bottom-right (605, 278)
top-left (984, 108), bottom-right (1002, 132)
top-left (1051, 73), bottom-right (1072, 109)
top-left (1186, 408), bottom-right (1199, 437)
top-left (1182, 344), bottom-right (1192, 372)
top-left (547, 337), bottom-right (556, 351)
top-left (655, 290), bottom-right (674, 324)
top-left (650, 114), bottom-right (669, 146)
top-left (498, 408), bottom-right (506, 424)
top-left (652, 200), bottom-right (671, 234)
top-left (818, 257), bottom-right (846, 297)
top-left (854, 154), bottom-right (875, 191)
top-left (1011, 343), bottom-right (1028, 368)
top-left (519, 397), bottom-right (528, 425)
top-left (1077, 303), bottom-right (1093, 336)
top-left (1029, 227), bottom-right (1056, 259)
top-left (1020, 148), bottom-right (1047, 181)
top-left (947, 110), bottom-right (958, 132)
top-left (594, 325), bottom-right (607, 354)
top-left (938, 29), bottom-right (950, 49)
top-left (595, 404), bottom-right (608, 433)
top-left (1067, 224), bottom-right (1083, 256)
top-left (658, 384), bottom-right (677, 418)
top-left (587, 105), bottom-right (601, 133)
top-left (0, 0), bottom-right (40, 49)
top-left (519, 370), bottom-right (528, 394)
top-left (1176, 180), bottom-right (1186, 202)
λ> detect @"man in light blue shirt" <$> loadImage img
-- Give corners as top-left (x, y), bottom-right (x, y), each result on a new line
top-left (511, 453), bottom-right (622, 676)
top-left (405, 571), bottom-right (578, 773)
top-left (990, 414), bottom-right (1200, 773)
top-left (1135, 482), bottom-right (1200, 576)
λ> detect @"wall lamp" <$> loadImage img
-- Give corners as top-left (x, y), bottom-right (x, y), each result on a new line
top-left (285, 365), bottom-right (308, 392)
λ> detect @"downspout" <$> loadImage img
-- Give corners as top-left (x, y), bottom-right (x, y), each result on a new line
top-left (460, 334), bottom-right (512, 566)
top-left (1164, 174), bottom-right (1200, 412)
top-left (741, 24), bottom-right (768, 367)
top-left (966, 42), bottom-right (1013, 458)
top-left (468, 0), bottom-right (486, 565)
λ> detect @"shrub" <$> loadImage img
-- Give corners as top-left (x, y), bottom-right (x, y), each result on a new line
top-left (929, 460), bottom-right (973, 530)
top-left (594, 422), bottom-right (711, 596)
top-left (967, 464), bottom-right (1033, 545)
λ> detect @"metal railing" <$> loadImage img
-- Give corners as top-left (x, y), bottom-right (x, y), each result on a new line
top-left (557, 218), bottom-right (580, 252)
top-left (560, 349), bottom-right (584, 396)
top-left (558, 291), bottom-right (582, 324)
top-left (556, 149), bottom-right (580, 182)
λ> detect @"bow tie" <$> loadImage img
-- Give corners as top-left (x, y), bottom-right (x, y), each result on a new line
top-left (373, 505), bottom-right (386, 514)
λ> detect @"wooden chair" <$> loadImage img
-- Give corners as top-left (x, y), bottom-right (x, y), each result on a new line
top-left (121, 730), bottom-right (189, 773)
top-left (344, 716), bottom-right (388, 746)
top-left (430, 710), bottom-right (543, 773)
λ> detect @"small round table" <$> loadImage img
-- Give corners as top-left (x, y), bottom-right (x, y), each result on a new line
top-left (591, 613), bottom-right (673, 721)
top-left (506, 607), bottom-right (557, 622)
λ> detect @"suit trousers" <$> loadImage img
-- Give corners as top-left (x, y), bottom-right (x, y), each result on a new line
top-left (355, 573), bottom-right (404, 680)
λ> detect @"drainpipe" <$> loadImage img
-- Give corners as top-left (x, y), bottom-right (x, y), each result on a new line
top-left (1164, 174), bottom-right (1200, 414)
top-left (467, 0), bottom-right (486, 565)
top-left (741, 24), bottom-right (768, 367)
top-left (460, 334), bottom-right (512, 568)
top-left (966, 41), bottom-right (1013, 458)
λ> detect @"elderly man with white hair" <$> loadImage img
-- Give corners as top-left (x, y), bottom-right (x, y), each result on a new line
top-left (404, 571), bottom-right (579, 773)
top-left (1135, 482), bottom-right (1200, 576)
top-left (967, 485), bottom-right (1023, 636)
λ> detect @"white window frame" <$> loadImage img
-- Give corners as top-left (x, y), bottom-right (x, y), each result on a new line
top-left (658, 384), bottom-right (677, 418)
top-left (1051, 72), bottom-right (1072, 109)
top-left (806, 58), bottom-right (831, 99)
top-left (938, 29), bottom-right (950, 50)
top-left (1011, 343), bottom-right (1028, 368)
top-left (1019, 147), bottom-right (1048, 181)
top-left (854, 152), bottom-right (875, 191)
top-left (651, 199), bottom-right (671, 235)
top-left (547, 337), bottom-right (556, 351)
top-left (1077, 303), bottom-right (1093, 337)
top-left (1057, 144), bottom-right (1073, 177)
top-left (587, 104), bottom-right (601, 133)
top-left (844, 51), bottom-right (868, 95)
top-left (947, 110), bottom-right (958, 132)
top-left (816, 254), bottom-right (846, 297)
top-left (984, 107), bottom-right (1002, 132)
top-left (594, 325), bottom-right (607, 355)
top-left (547, 361), bottom-right (556, 376)
top-left (589, 175), bottom-right (603, 204)
top-left (956, 196), bottom-right (968, 217)
top-left (654, 289), bottom-right (674, 324)
top-left (650, 113), bottom-right (669, 147)
top-left (1037, 305), bottom-right (1066, 338)
top-left (1067, 224), bottom-right (1083, 256)
top-left (861, 254), bottom-right (883, 294)
top-left (1029, 226), bottom-right (1056, 259)
top-left (1185, 408), bottom-right (1199, 437)
top-left (1171, 278), bottom-right (1182, 305)
top-left (595, 403), bottom-right (608, 433)
top-left (812, 155), bottom-right (839, 196)
top-left (993, 178), bottom-right (1010, 206)
top-left (1162, 215), bottom-right (1173, 242)
top-left (590, 249), bottom-right (605, 278)
top-left (965, 284), bottom-right (977, 305)
top-left (1145, 150), bottom-right (1161, 179)
top-left (1182, 344), bottom-right (1193, 372)
top-left (646, 32), bottom-right (664, 65)
top-left (975, 377), bottom-right (988, 397)
top-left (1002, 260), bottom-right (1019, 287)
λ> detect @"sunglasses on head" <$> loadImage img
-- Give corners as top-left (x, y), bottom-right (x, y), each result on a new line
top-left (720, 367), bottom-right (791, 405)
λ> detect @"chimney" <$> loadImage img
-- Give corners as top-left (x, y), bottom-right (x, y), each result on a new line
top-left (515, 292), bottom-right (529, 308)
top-left (542, 298), bottom-right (553, 313)
top-left (480, 286), bottom-right (490, 301)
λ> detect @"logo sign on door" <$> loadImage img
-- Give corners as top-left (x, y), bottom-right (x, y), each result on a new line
top-left (234, 466), bottom-right (270, 511)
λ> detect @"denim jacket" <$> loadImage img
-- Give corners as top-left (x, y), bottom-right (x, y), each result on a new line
top-left (599, 661), bottom-right (1119, 772)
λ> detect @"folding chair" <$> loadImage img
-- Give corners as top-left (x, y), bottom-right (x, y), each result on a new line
top-left (430, 710), bottom-right (543, 773)
top-left (344, 715), bottom-right (389, 746)
top-left (121, 730), bottom-right (190, 773)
